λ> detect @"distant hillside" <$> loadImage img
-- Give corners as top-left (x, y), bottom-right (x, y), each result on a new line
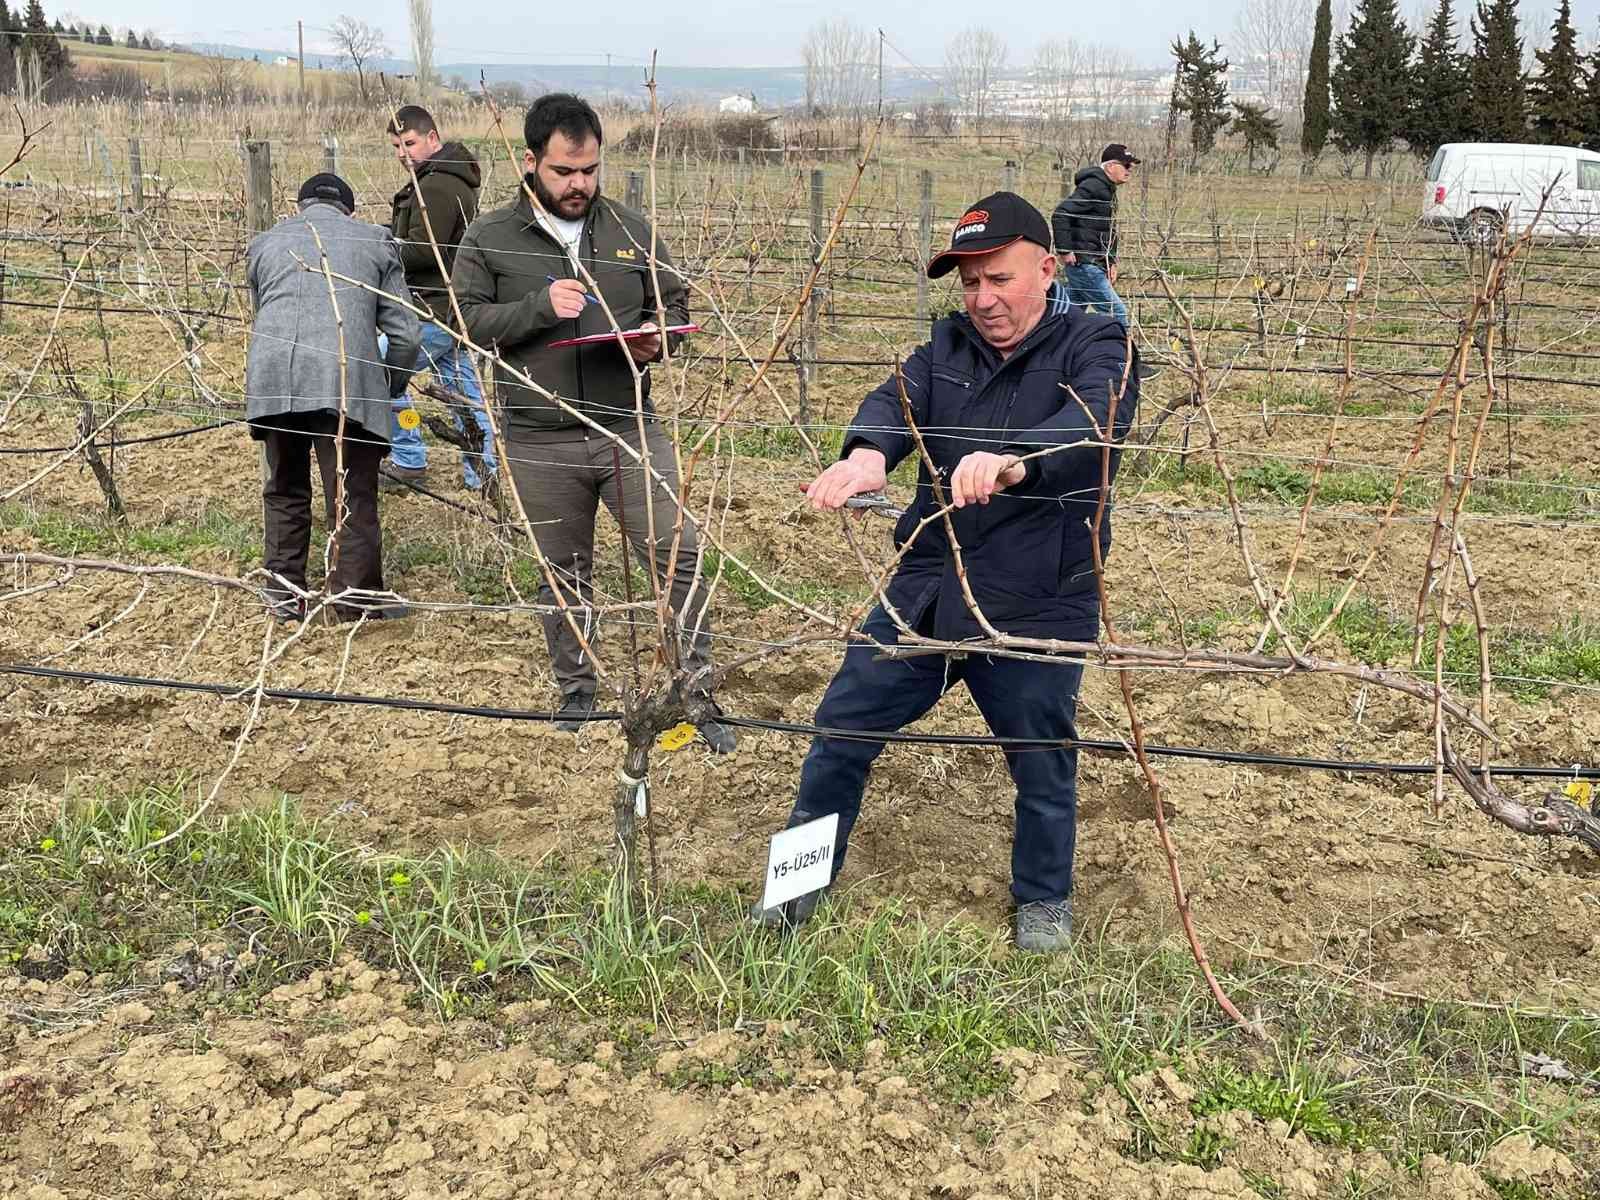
top-left (187, 43), bottom-right (940, 107)
top-left (451, 62), bottom-right (812, 106)
top-left (70, 38), bottom-right (352, 99)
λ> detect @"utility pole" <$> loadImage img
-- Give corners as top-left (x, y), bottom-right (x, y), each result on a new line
top-left (877, 28), bottom-right (884, 115)
top-left (297, 20), bottom-right (305, 108)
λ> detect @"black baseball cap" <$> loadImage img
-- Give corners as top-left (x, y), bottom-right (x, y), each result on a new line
top-left (927, 191), bottom-right (1052, 279)
top-left (1101, 143), bottom-right (1142, 167)
top-left (297, 172), bottom-right (356, 214)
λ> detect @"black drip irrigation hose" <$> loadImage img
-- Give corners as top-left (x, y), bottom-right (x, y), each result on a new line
top-left (0, 420), bottom-right (234, 455)
top-left (3, 662), bottom-right (1595, 782)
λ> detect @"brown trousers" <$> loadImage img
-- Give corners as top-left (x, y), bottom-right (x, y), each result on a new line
top-left (505, 421), bottom-right (713, 699)
top-left (258, 411), bottom-right (385, 618)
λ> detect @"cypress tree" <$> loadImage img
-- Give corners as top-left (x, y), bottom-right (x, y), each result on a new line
top-left (0, 0), bottom-right (14, 94)
top-left (22, 0), bottom-right (68, 77)
top-left (1302, 0), bottom-right (1333, 156)
top-left (1331, 0), bottom-right (1416, 176)
top-left (1408, 0), bottom-right (1472, 153)
top-left (1170, 31), bottom-right (1231, 162)
top-left (1530, 0), bottom-right (1585, 145)
top-left (1470, 0), bottom-right (1526, 140)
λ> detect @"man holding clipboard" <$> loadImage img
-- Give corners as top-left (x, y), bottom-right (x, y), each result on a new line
top-left (454, 93), bottom-right (735, 751)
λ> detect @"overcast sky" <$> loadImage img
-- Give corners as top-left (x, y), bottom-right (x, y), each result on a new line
top-left (73, 0), bottom-right (1600, 70)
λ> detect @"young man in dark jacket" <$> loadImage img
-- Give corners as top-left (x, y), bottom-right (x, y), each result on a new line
top-left (1051, 143), bottom-right (1140, 326)
top-left (386, 105), bottom-right (497, 491)
top-left (753, 193), bottom-right (1138, 952)
top-left (453, 93), bottom-right (736, 752)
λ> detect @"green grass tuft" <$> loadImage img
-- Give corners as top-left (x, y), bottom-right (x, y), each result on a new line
top-left (2, 783), bottom-right (1596, 1181)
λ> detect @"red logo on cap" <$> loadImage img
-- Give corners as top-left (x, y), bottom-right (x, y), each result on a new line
top-left (956, 209), bottom-right (990, 228)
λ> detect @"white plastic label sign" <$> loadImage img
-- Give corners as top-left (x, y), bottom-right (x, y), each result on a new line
top-left (760, 813), bottom-right (839, 911)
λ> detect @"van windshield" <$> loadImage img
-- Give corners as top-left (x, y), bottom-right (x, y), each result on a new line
top-left (1427, 148), bottom-right (1446, 182)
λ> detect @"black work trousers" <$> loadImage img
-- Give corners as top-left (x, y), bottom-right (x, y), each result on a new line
top-left (257, 411), bottom-right (385, 619)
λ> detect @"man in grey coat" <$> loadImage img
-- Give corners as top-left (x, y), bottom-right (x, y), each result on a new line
top-left (245, 173), bottom-right (421, 622)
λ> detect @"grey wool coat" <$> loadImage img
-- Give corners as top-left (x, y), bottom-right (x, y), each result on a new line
top-left (245, 199), bottom-right (422, 443)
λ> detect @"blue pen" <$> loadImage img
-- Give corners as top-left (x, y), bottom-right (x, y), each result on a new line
top-left (546, 275), bottom-right (599, 305)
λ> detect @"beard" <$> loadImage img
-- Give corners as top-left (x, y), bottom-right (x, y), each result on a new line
top-left (527, 171), bottom-right (596, 221)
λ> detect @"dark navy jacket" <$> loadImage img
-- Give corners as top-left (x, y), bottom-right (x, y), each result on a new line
top-left (844, 284), bottom-right (1137, 644)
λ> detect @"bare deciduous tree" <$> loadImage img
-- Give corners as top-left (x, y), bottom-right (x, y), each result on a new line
top-left (1232, 0), bottom-right (1318, 116)
top-left (1032, 37), bottom-right (1085, 127)
top-left (945, 26), bottom-right (1008, 134)
top-left (329, 14), bottom-right (386, 104)
top-left (801, 18), bottom-right (875, 118)
top-left (199, 48), bottom-right (245, 104)
top-left (485, 80), bottom-right (526, 109)
top-left (408, 0), bottom-right (434, 93)
top-left (1058, 42), bottom-right (1137, 161)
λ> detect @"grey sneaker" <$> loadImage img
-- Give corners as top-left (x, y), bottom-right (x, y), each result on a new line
top-left (749, 885), bottom-right (829, 931)
top-left (1015, 898), bottom-right (1073, 953)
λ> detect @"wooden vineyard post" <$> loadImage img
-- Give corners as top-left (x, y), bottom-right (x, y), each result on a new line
top-left (128, 138), bottom-right (143, 213)
top-left (798, 168), bottom-right (824, 427)
top-left (245, 140), bottom-right (273, 490)
top-left (625, 170), bottom-right (644, 212)
top-left (916, 169), bottom-right (933, 327)
top-left (323, 135), bottom-right (340, 177)
top-left (245, 140), bottom-right (274, 235)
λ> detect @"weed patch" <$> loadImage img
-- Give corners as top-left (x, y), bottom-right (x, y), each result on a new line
top-left (1, 783), bottom-right (1596, 1180)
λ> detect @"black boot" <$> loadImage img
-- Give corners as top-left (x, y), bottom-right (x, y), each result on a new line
top-left (749, 885), bottom-right (829, 930)
top-left (555, 691), bottom-right (597, 733)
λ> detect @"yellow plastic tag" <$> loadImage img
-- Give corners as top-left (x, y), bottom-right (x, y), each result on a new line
top-left (1253, 275), bottom-right (1267, 290)
top-left (1305, 238), bottom-right (1319, 251)
top-left (1169, 337), bottom-right (1183, 354)
top-left (657, 722), bottom-right (697, 751)
top-left (396, 408), bottom-right (422, 431)
top-left (1564, 780), bottom-right (1593, 806)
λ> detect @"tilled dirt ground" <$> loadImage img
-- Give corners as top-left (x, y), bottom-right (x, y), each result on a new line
top-left (4, 328), bottom-right (1600, 1198)
top-left (3, 403), bottom-right (1599, 1014)
top-left (1, 957), bottom-right (1586, 1199)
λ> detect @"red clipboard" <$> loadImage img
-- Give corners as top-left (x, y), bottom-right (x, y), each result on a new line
top-left (548, 323), bottom-right (701, 349)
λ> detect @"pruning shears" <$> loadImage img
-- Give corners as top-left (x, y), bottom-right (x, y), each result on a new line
top-left (843, 490), bottom-right (905, 519)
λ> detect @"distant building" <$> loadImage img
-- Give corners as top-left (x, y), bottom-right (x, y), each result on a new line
top-left (718, 93), bottom-right (756, 115)
top-left (273, 55), bottom-right (298, 68)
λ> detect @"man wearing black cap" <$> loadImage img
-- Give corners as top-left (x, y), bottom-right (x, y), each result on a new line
top-left (1052, 143), bottom-right (1141, 326)
top-left (245, 173), bottom-right (421, 622)
top-left (752, 192), bottom-right (1138, 953)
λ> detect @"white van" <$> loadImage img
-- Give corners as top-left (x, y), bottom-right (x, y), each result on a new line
top-left (1422, 142), bottom-right (1600, 241)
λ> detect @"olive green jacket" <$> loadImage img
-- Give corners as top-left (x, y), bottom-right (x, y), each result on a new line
top-left (453, 190), bottom-right (690, 439)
